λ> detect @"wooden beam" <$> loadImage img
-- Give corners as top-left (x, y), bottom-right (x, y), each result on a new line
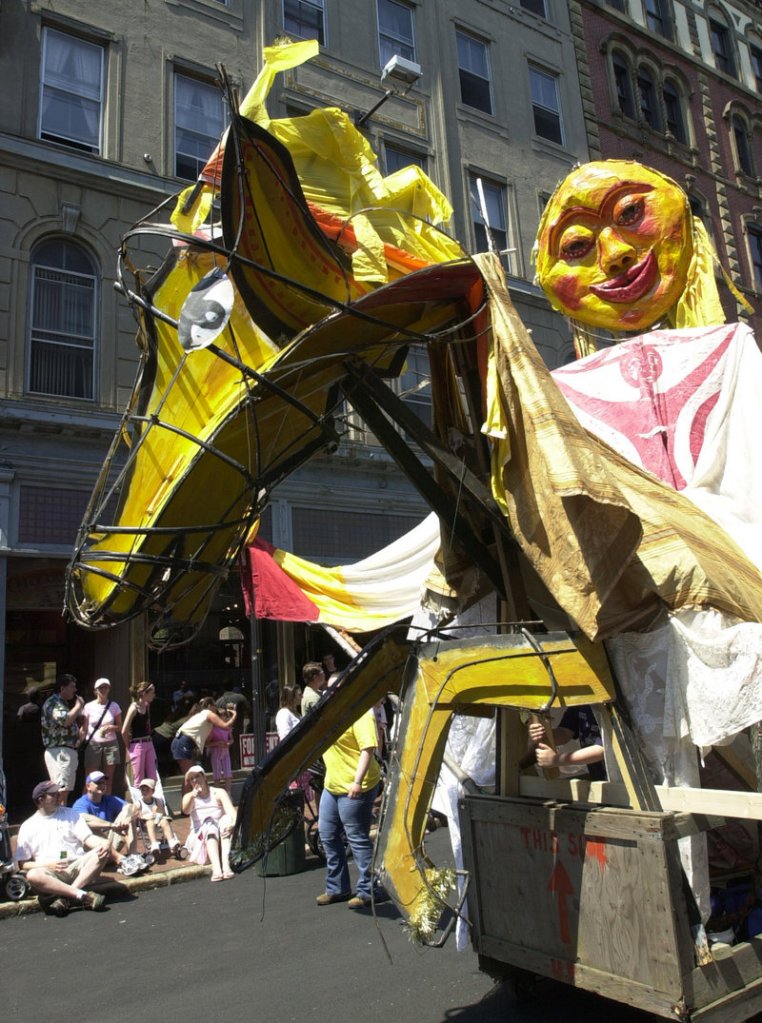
top-left (518, 776), bottom-right (762, 821)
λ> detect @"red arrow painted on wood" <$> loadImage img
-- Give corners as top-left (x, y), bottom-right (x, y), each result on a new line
top-left (548, 860), bottom-right (574, 946)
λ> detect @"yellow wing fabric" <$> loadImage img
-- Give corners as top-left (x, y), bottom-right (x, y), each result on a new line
top-left (67, 257), bottom-right (483, 647)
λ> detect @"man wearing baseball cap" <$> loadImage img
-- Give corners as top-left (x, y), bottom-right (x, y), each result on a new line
top-left (14, 780), bottom-right (108, 915)
top-left (72, 772), bottom-right (148, 877)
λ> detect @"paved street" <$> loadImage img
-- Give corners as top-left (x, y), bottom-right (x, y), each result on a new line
top-left (3, 829), bottom-right (665, 1023)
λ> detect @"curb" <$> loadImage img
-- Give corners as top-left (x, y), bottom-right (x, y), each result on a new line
top-left (0, 863), bottom-right (210, 920)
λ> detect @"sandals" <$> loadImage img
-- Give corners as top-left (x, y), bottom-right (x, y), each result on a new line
top-left (222, 871), bottom-right (234, 880)
top-left (210, 872), bottom-right (223, 882)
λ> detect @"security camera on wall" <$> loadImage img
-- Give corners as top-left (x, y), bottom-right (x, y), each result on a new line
top-left (381, 54), bottom-right (423, 87)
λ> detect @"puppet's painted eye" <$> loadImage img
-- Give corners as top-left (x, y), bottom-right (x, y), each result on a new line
top-left (559, 230), bottom-right (594, 260)
top-left (614, 197), bottom-right (645, 228)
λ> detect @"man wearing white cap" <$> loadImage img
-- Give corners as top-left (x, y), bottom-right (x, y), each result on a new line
top-left (72, 772), bottom-right (147, 877)
top-left (81, 677), bottom-right (123, 794)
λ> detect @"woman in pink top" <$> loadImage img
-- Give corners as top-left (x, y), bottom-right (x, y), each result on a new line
top-left (205, 708), bottom-right (235, 794)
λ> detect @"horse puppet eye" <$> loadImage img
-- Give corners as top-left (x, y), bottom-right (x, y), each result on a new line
top-left (178, 268), bottom-right (235, 352)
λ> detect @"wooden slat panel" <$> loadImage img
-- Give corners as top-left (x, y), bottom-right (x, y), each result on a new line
top-left (460, 796), bottom-right (683, 995)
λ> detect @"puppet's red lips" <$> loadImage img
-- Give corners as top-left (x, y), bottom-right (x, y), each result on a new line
top-left (590, 251), bottom-right (657, 304)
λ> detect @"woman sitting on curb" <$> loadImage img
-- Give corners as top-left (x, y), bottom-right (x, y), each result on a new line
top-left (182, 765), bottom-right (236, 882)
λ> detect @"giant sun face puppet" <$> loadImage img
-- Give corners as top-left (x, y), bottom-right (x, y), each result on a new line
top-left (535, 161), bottom-right (695, 333)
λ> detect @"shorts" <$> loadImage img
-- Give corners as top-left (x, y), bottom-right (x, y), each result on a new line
top-left (84, 741), bottom-right (121, 771)
top-left (35, 850), bottom-right (100, 886)
top-left (44, 746), bottom-right (78, 790)
top-left (171, 733), bottom-right (197, 762)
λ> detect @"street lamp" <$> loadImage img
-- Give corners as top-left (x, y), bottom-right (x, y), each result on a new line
top-left (354, 54), bottom-right (423, 128)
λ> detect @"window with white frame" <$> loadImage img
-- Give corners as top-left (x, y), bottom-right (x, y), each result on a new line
top-left (749, 224), bottom-right (762, 291)
top-left (39, 27), bottom-right (104, 153)
top-left (662, 78), bottom-right (686, 143)
top-left (687, 193), bottom-right (712, 239)
top-left (710, 16), bottom-right (736, 77)
top-left (398, 346), bottom-right (432, 429)
top-left (612, 51), bottom-right (635, 118)
top-left (750, 44), bottom-right (762, 93)
top-left (384, 142), bottom-right (426, 175)
top-left (637, 65), bottom-right (661, 130)
top-left (456, 31), bottom-right (493, 115)
top-left (469, 174), bottom-right (509, 262)
top-left (28, 239), bottom-right (97, 400)
top-left (732, 114), bottom-right (754, 176)
top-left (377, 0), bottom-right (415, 68)
top-left (284, 0), bottom-right (325, 45)
top-left (520, 0), bottom-right (546, 16)
top-left (644, 0), bottom-right (671, 41)
top-left (529, 65), bottom-right (563, 144)
top-left (174, 72), bottom-right (226, 181)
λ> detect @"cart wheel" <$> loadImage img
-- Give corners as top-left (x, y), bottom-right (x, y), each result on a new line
top-left (510, 973), bottom-right (537, 1002)
top-left (4, 874), bottom-right (30, 902)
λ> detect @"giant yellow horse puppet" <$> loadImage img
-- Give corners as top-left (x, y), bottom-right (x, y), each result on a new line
top-left (66, 42), bottom-right (762, 941)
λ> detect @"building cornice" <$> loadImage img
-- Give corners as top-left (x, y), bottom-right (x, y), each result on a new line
top-left (0, 132), bottom-right (177, 204)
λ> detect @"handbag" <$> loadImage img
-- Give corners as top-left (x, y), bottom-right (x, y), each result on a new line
top-left (81, 701), bottom-right (111, 755)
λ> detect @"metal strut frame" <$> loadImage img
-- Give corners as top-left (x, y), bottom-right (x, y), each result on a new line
top-left (340, 359), bottom-right (515, 598)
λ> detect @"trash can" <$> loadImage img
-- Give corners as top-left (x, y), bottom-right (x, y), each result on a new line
top-left (256, 789), bottom-right (306, 876)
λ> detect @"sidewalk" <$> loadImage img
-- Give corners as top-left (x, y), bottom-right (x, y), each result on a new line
top-left (1, 812), bottom-right (209, 920)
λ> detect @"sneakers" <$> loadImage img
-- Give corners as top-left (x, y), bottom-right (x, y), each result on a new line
top-left (81, 891), bottom-right (106, 911)
top-left (316, 891), bottom-right (352, 906)
top-left (46, 897), bottom-right (70, 917)
top-left (117, 854), bottom-right (147, 877)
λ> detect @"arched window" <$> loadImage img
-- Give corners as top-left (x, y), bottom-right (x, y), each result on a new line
top-left (612, 51), bottom-right (635, 118)
top-left (688, 192), bottom-right (707, 222)
top-left (662, 78), bottom-right (687, 143)
top-left (732, 114), bottom-right (754, 175)
top-left (637, 65), bottom-right (661, 130)
top-left (687, 191), bottom-right (716, 243)
top-left (748, 224), bottom-right (762, 291)
top-left (28, 239), bottom-right (97, 399)
top-left (750, 41), bottom-right (762, 93)
top-left (709, 11), bottom-right (737, 78)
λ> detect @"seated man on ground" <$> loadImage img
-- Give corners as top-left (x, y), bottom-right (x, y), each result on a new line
top-left (72, 771), bottom-right (148, 876)
top-left (15, 780), bottom-right (108, 915)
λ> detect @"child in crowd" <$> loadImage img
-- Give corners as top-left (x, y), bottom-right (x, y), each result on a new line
top-left (205, 707), bottom-right (235, 794)
top-left (136, 778), bottom-right (188, 860)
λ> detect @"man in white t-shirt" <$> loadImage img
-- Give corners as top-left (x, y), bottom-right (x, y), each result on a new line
top-left (14, 780), bottom-right (108, 915)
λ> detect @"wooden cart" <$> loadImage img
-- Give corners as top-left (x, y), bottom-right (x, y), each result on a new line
top-left (459, 755), bottom-right (762, 1022)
